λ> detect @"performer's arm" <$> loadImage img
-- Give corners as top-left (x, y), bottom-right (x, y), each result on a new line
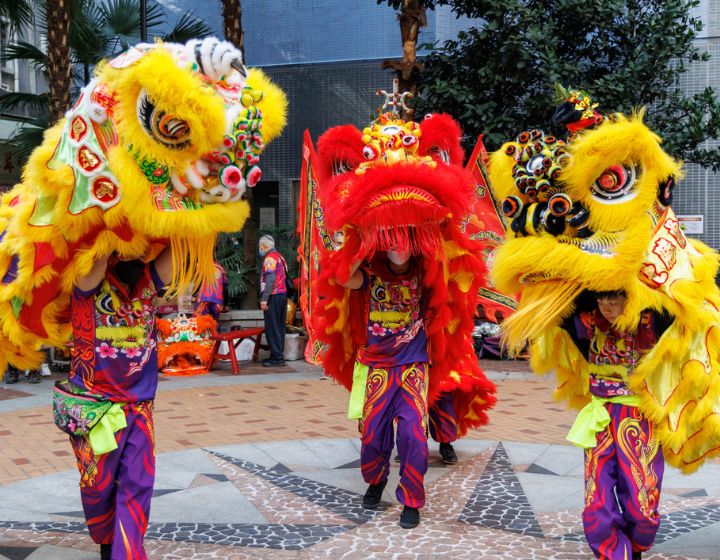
top-left (653, 309), bottom-right (674, 338)
top-left (636, 308), bottom-right (674, 352)
top-left (153, 246), bottom-right (173, 287)
top-left (338, 259), bottom-right (365, 290)
top-left (76, 256), bottom-right (109, 293)
top-left (560, 310), bottom-right (592, 357)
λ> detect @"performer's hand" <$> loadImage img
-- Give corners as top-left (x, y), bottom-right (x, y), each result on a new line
top-left (338, 259), bottom-right (365, 290)
top-left (260, 301), bottom-right (269, 311)
top-left (77, 256), bottom-right (109, 292)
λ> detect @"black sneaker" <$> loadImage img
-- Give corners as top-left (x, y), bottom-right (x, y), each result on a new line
top-left (399, 506), bottom-right (420, 528)
top-left (632, 552), bottom-right (642, 560)
top-left (100, 543), bottom-right (112, 560)
top-left (27, 371), bottom-right (41, 384)
top-left (262, 358), bottom-right (287, 367)
top-left (362, 480), bottom-right (387, 509)
top-left (439, 442), bottom-right (458, 464)
top-left (3, 369), bottom-right (18, 384)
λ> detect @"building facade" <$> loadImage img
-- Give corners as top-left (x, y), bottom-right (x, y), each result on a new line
top-left (0, 16), bottom-right (47, 189)
top-left (674, 0), bottom-right (720, 248)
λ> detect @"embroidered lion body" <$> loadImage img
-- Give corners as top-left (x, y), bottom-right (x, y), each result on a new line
top-left (0, 38), bottom-right (286, 370)
top-left (491, 110), bottom-right (720, 472)
top-left (309, 112), bottom-right (496, 435)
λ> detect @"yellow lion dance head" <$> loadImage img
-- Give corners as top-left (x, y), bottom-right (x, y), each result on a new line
top-left (0, 38), bottom-right (287, 370)
top-left (491, 110), bottom-right (720, 473)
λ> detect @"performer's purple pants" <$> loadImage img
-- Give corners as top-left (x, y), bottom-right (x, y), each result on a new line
top-left (583, 403), bottom-right (664, 559)
top-left (70, 401), bottom-right (155, 560)
top-left (429, 390), bottom-right (458, 444)
top-left (360, 362), bottom-right (429, 508)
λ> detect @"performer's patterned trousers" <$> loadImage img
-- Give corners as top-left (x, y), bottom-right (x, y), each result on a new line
top-left (360, 362), bottom-right (429, 508)
top-left (583, 403), bottom-right (664, 560)
top-left (429, 390), bottom-right (458, 444)
top-left (196, 301), bottom-right (222, 320)
top-left (70, 401), bottom-right (156, 560)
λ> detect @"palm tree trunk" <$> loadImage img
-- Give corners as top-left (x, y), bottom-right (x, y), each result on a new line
top-left (222, 0), bottom-right (255, 307)
top-left (46, 0), bottom-right (71, 124)
top-left (239, 206), bottom-right (258, 309)
top-left (382, 0), bottom-right (426, 119)
top-left (222, 0), bottom-right (244, 57)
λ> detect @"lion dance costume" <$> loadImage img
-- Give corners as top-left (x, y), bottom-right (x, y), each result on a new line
top-left (490, 92), bottom-right (720, 559)
top-left (310, 107), bottom-right (496, 516)
top-left (0, 38), bottom-right (286, 559)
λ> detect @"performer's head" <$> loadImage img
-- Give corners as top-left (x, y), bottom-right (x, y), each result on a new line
top-left (258, 235), bottom-right (275, 257)
top-left (387, 247), bottom-right (411, 266)
top-left (110, 254), bottom-right (145, 288)
top-left (595, 290), bottom-right (627, 324)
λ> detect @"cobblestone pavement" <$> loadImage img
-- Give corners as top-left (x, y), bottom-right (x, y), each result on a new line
top-left (0, 360), bottom-right (718, 559)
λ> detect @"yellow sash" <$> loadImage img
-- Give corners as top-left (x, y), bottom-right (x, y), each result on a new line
top-left (566, 394), bottom-right (640, 448)
top-left (87, 403), bottom-right (127, 455)
top-left (347, 362), bottom-right (370, 419)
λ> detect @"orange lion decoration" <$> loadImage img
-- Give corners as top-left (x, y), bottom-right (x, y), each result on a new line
top-left (156, 313), bottom-right (217, 376)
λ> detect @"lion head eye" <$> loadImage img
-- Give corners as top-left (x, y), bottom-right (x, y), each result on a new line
top-left (592, 164), bottom-right (637, 202)
top-left (526, 154), bottom-right (545, 174)
top-left (402, 134), bottom-right (417, 148)
top-left (428, 146), bottom-right (450, 164)
top-left (137, 89), bottom-right (191, 149)
top-left (363, 145), bottom-right (380, 161)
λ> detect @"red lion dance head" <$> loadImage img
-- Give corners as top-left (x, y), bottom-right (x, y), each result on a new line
top-left (310, 111), bottom-right (496, 434)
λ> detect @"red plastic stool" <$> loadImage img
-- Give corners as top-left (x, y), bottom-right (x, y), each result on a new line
top-left (207, 327), bottom-right (266, 375)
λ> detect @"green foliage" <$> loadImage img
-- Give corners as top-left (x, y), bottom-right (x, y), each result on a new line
top-left (98, 0), bottom-right (165, 51)
top-left (379, 0), bottom-right (434, 9)
top-left (415, 0), bottom-right (720, 170)
top-left (163, 12), bottom-right (214, 44)
top-left (0, 41), bottom-right (47, 72)
top-left (378, 0), bottom-right (491, 16)
top-left (215, 226), bottom-right (299, 309)
top-left (1, 0), bottom-right (212, 163)
top-left (4, 117), bottom-right (47, 163)
top-left (0, 0), bottom-right (34, 31)
top-left (0, 92), bottom-right (48, 116)
top-left (215, 232), bottom-right (253, 307)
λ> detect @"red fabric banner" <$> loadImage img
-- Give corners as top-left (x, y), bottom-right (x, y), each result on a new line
top-left (463, 135), bottom-right (518, 322)
top-left (297, 130), bottom-right (333, 363)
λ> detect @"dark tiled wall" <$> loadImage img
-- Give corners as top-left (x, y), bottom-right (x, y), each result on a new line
top-left (256, 60), bottom-right (396, 227)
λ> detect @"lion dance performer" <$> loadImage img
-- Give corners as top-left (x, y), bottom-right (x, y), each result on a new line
top-left (1, 38), bottom-right (286, 559)
top-left (490, 91), bottom-right (720, 559)
top-left (310, 92), bottom-right (496, 529)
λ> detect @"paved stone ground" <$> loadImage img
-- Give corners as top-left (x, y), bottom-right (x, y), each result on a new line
top-left (0, 359), bottom-right (718, 559)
